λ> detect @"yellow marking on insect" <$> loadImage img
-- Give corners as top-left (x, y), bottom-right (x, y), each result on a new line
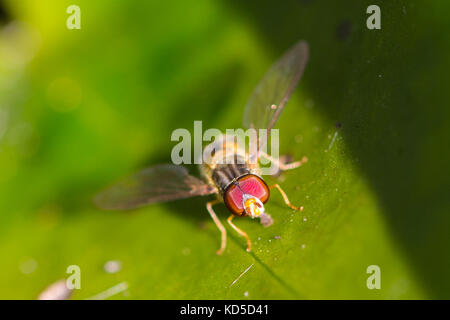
top-left (244, 198), bottom-right (260, 216)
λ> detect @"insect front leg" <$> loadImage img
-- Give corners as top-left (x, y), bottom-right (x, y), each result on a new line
top-left (269, 184), bottom-right (303, 211)
top-left (258, 151), bottom-right (308, 171)
top-left (227, 215), bottom-right (252, 252)
top-left (206, 199), bottom-right (227, 255)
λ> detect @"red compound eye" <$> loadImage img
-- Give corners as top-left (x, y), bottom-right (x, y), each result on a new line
top-left (223, 174), bottom-right (270, 215)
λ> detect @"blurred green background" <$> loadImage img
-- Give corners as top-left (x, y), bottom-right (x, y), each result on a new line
top-left (0, 0), bottom-right (449, 299)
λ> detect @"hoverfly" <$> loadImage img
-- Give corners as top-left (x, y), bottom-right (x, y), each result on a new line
top-left (95, 40), bottom-right (309, 255)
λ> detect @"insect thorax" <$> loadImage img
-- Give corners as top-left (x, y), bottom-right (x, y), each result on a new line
top-left (211, 161), bottom-right (250, 193)
top-left (199, 135), bottom-right (260, 193)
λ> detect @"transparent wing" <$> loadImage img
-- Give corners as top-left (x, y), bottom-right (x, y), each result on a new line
top-left (243, 40), bottom-right (309, 132)
top-left (94, 164), bottom-right (217, 210)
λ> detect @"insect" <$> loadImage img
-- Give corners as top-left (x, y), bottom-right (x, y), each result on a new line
top-left (94, 40), bottom-right (309, 255)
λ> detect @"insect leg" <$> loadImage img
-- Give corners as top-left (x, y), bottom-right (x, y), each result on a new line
top-left (227, 215), bottom-right (252, 252)
top-left (259, 151), bottom-right (307, 171)
top-left (269, 184), bottom-right (303, 211)
top-left (206, 199), bottom-right (227, 255)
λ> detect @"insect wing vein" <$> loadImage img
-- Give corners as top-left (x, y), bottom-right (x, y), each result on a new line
top-left (242, 40), bottom-right (309, 160)
top-left (94, 164), bottom-right (216, 210)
